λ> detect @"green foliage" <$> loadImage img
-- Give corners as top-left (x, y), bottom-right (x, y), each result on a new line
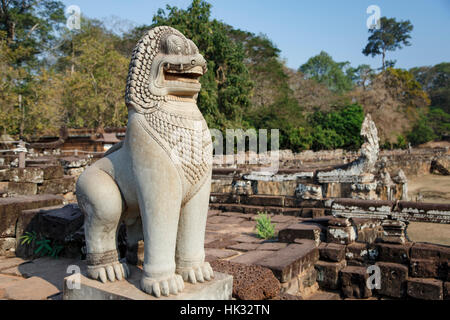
top-left (427, 107), bottom-right (450, 139)
top-left (363, 17), bottom-right (413, 70)
top-left (407, 119), bottom-right (437, 146)
top-left (347, 64), bottom-right (375, 89)
top-left (255, 212), bottom-right (275, 240)
top-left (150, 0), bottom-right (253, 129)
top-left (307, 104), bottom-right (365, 151)
top-left (20, 233), bottom-right (64, 259)
top-left (19, 231), bottom-right (37, 245)
top-left (0, 0), bottom-right (65, 68)
top-left (406, 106), bottom-right (449, 146)
top-left (394, 135), bottom-right (408, 149)
top-left (411, 63), bottom-right (450, 113)
top-left (383, 67), bottom-right (431, 107)
top-left (299, 51), bottom-right (353, 93)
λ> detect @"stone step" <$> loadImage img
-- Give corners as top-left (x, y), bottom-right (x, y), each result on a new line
top-left (407, 278), bottom-right (444, 300)
top-left (209, 203), bottom-right (302, 216)
top-left (340, 266), bottom-right (372, 299)
top-left (255, 242), bottom-right (319, 283)
top-left (0, 194), bottom-right (64, 238)
top-left (318, 243), bottom-right (346, 262)
top-left (315, 260), bottom-right (347, 290)
top-left (278, 223), bottom-right (322, 245)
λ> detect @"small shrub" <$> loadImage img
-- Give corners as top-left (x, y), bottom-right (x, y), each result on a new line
top-left (255, 212), bottom-right (276, 240)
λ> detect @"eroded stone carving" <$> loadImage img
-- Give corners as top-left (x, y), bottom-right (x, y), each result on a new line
top-left (76, 26), bottom-right (213, 297)
top-left (317, 114), bottom-right (380, 183)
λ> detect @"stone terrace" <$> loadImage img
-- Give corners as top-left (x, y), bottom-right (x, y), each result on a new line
top-left (1, 202), bottom-right (449, 300)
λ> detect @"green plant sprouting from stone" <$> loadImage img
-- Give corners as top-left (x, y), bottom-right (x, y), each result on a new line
top-left (19, 231), bottom-right (63, 259)
top-left (255, 212), bottom-right (276, 240)
top-left (19, 231), bottom-right (37, 246)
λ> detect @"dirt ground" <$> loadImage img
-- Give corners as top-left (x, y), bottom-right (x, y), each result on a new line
top-left (406, 174), bottom-right (450, 246)
top-left (408, 174), bottom-right (450, 204)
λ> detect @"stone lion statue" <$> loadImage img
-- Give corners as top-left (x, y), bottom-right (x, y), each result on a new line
top-left (76, 26), bottom-right (214, 297)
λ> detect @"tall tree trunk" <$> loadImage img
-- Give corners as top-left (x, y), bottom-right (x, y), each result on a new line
top-left (382, 48), bottom-right (386, 71)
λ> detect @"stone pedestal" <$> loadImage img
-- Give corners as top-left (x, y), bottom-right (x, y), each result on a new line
top-left (63, 265), bottom-right (233, 300)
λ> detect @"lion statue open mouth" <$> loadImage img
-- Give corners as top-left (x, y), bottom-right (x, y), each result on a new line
top-left (76, 26), bottom-right (214, 298)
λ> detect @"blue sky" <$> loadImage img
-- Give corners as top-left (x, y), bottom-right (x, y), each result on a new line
top-left (61, 0), bottom-right (450, 70)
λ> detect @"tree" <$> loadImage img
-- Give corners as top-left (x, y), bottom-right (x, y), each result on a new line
top-left (299, 51), bottom-right (353, 93)
top-left (363, 17), bottom-right (413, 70)
top-left (308, 104), bottom-right (365, 150)
top-left (407, 119), bottom-right (436, 146)
top-left (347, 64), bottom-right (375, 90)
top-left (149, 0), bottom-right (253, 130)
top-left (0, 0), bottom-right (65, 68)
top-left (0, 30), bottom-right (22, 134)
top-left (55, 18), bottom-right (129, 129)
top-left (410, 62), bottom-right (450, 113)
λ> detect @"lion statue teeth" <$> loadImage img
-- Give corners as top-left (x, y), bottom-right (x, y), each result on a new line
top-left (76, 26), bottom-right (214, 297)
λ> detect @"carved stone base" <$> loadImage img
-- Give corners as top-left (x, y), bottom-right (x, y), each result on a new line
top-left (63, 265), bottom-right (233, 300)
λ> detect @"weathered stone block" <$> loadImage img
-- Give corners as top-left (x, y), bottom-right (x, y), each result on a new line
top-left (209, 193), bottom-right (238, 204)
top-left (0, 238), bottom-right (16, 257)
top-left (0, 195), bottom-right (64, 237)
top-left (410, 259), bottom-right (440, 278)
top-left (340, 266), bottom-right (372, 299)
top-left (0, 182), bottom-right (8, 193)
top-left (351, 218), bottom-right (383, 244)
top-left (256, 180), bottom-right (297, 196)
top-left (297, 266), bottom-right (318, 293)
top-left (241, 195), bottom-right (284, 207)
top-left (15, 205), bottom-right (65, 259)
top-left (345, 243), bottom-right (377, 266)
top-left (40, 165), bottom-right (64, 180)
top-left (327, 225), bottom-right (356, 245)
top-left (226, 242), bottom-right (260, 252)
top-left (59, 156), bottom-right (89, 169)
top-left (278, 223), bottom-right (322, 245)
top-left (210, 260), bottom-right (280, 300)
top-left (257, 242), bottom-right (288, 251)
top-left (65, 267), bottom-right (233, 300)
top-left (6, 168), bottom-right (44, 184)
top-left (444, 282), bottom-right (450, 300)
top-left (332, 198), bottom-right (393, 220)
top-left (7, 182), bottom-right (37, 196)
top-left (205, 248), bottom-right (239, 261)
top-left (328, 217), bottom-right (351, 227)
top-left (410, 243), bottom-right (450, 260)
top-left (229, 250), bottom-right (273, 265)
top-left (395, 201), bottom-right (450, 224)
top-left (255, 242), bottom-right (319, 283)
top-left (311, 208), bottom-right (326, 218)
top-left (38, 176), bottom-right (75, 194)
top-left (407, 278), bottom-right (443, 300)
top-left (318, 243), bottom-right (346, 262)
top-left (376, 262), bottom-right (408, 298)
top-left (39, 204), bottom-right (84, 241)
top-left (376, 242), bottom-right (412, 265)
top-left (315, 260), bottom-right (346, 290)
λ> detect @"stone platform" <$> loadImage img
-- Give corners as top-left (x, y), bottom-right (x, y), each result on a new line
top-left (63, 265), bottom-right (233, 300)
